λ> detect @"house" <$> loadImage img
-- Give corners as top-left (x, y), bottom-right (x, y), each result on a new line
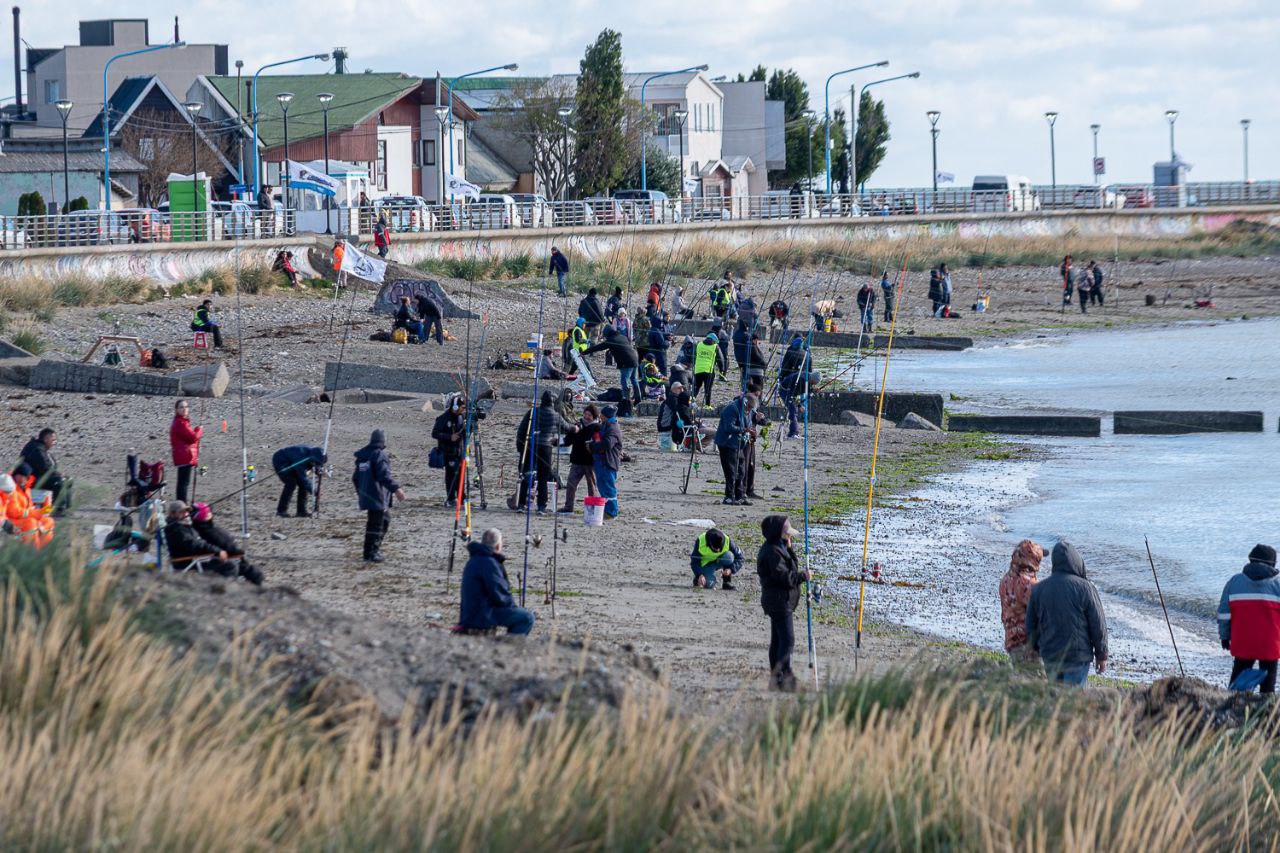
top-left (450, 76), bottom-right (564, 198)
top-left (718, 81), bottom-right (786, 197)
top-left (0, 138), bottom-right (144, 214)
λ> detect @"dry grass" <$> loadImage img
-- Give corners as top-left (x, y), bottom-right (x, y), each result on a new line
top-left (1, 544), bottom-right (1278, 850)
top-left (0, 273), bottom-right (150, 312)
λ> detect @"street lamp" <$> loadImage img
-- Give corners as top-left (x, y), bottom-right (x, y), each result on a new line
top-left (251, 53), bottom-right (330, 200)
top-left (54, 99), bottom-right (73, 212)
top-left (183, 101), bottom-right (202, 237)
top-left (557, 105), bottom-right (574, 202)
top-left (803, 109), bottom-right (817, 191)
top-left (1164, 109), bottom-right (1179, 161)
top-left (851, 71), bottom-right (919, 194)
top-left (445, 63), bottom-right (519, 202)
top-left (1241, 118), bottom-right (1251, 185)
top-left (318, 92), bottom-right (333, 233)
top-left (927, 110), bottom-right (940, 192)
top-left (102, 39), bottom-right (186, 209)
top-left (1044, 111), bottom-right (1059, 189)
top-left (639, 64), bottom-right (709, 191)
top-left (672, 109), bottom-right (687, 205)
top-left (277, 92), bottom-right (293, 227)
top-left (432, 106), bottom-right (450, 204)
top-left (1090, 123), bottom-right (1100, 187)
top-left (824, 60), bottom-right (888, 194)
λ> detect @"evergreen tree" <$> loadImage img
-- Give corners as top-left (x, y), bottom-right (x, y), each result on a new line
top-left (574, 29), bottom-right (627, 197)
top-left (853, 91), bottom-right (891, 189)
top-left (619, 147), bottom-right (680, 197)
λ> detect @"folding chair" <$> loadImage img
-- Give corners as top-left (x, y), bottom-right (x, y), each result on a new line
top-left (568, 349), bottom-right (598, 396)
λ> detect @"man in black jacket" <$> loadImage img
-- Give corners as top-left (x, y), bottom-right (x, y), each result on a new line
top-left (508, 391), bottom-right (576, 513)
top-left (584, 325), bottom-right (641, 403)
top-left (271, 444), bottom-right (327, 518)
top-left (779, 336), bottom-right (811, 439)
top-left (1026, 540), bottom-right (1108, 685)
top-left (577, 287), bottom-right (605, 339)
top-left (19, 427), bottom-right (71, 513)
top-left (163, 500), bottom-right (262, 584)
top-left (559, 404), bottom-right (600, 513)
top-left (352, 429), bottom-right (406, 563)
top-left (460, 529), bottom-right (535, 634)
top-left (757, 514), bottom-right (809, 691)
top-left (431, 394), bottom-right (468, 505)
top-left (191, 501), bottom-right (264, 585)
top-left (416, 289), bottom-right (445, 345)
top-left (549, 247), bottom-right (570, 297)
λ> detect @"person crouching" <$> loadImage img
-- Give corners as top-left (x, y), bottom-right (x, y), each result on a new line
top-left (690, 527), bottom-right (744, 590)
top-left (459, 528), bottom-right (535, 635)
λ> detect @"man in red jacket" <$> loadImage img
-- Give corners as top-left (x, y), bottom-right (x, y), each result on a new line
top-left (170, 399), bottom-right (202, 503)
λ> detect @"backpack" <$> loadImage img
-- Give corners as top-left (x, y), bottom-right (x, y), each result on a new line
top-left (150, 348), bottom-right (168, 369)
top-left (369, 330), bottom-right (392, 342)
top-left (391, 327), bottom-right (408, 344)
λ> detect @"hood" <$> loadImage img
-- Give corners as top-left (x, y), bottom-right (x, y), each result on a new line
top-left (613, 287), bottom-right (623, 297)
top-left (761, 514), bottom-right (789, 543)
top-left (466, 540), bottom-right (505, 562)
top-left (704, 333), bottom-right (718, 343)
top-left (1008, 539), bottom-right (1044, 577)
top-left (588, 288), bottom-right (598, 297)
top-left (540, 390), bottom-right (556, 408)
top-left (368, 429), bottom-right (386, 449)
top-left (1244, 560), bottom-right (1280, 582)
top-left (683, 335), bottom-right (694, 344)
top-left (12, 463), bottom-right (32, 479)
top-left (1051, 541), bottom-right (1086, 579)
top-left (789, 337), bottom-right (803, 348)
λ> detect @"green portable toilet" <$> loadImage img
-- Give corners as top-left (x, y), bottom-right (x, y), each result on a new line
top-left (167, 172), bottom-right (211, 242)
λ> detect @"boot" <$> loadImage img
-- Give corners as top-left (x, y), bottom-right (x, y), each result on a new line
top-left (296, 492), bottom-right (312, 518)
top-left (276, 489), bottom-right (291, 517)
top-left (239, 560), bottom-right (264, 586)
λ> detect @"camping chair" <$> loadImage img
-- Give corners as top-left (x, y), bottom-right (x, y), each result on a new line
top-left (155, 525), bottom-right (214, 575)
top-left (568, 349), bottom-right (598, 396)
top-left (121, 454), bottom-right (166, 508)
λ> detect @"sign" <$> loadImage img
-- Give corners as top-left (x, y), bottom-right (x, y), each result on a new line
top-left (288, 161), bottom-right (340, 197)
top-left (935, 171), bottom-right (955, 184)
top-left (1093, 157), bottom-right (1106, 176)
top-left (339, 241), bottom-right (387, 283)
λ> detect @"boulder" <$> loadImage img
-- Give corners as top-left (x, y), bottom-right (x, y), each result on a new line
top-left (0, 356), bottom-right (39, 387)
top-left (0, 338), bottom-right (36, 359)
top-left (839, 410), bottom-right (872, 427)
top-left (174, 362), bottom-right (230, 398)
top-left (897, 412), bottom-right (941, 431)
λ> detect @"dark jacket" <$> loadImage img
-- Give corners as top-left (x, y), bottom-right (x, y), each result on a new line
top-left (566, 419), bottom-right (600, 466)
top-left (459, 541), bottom-right (517, 629)
top-left (781, 341), bottom-right (811, 395)
top-left (768, 299), bottom-right (789, 321)
top-left (714, 397), bottom-right (750, 449)
top-left (578, 291), bottom-right (605, 326)
top-left (605, 290), bottom-right (623, 319)
top-left (646, 326), bottom-right (668, 358)
top-left (431, 410), bottom-right (466, 460)
top-left (416, 291), bottom-right (443, 319)
top-left (583, 327), bottom-right (639, 368)
top-left (1217, 559), bottom-right (1280, 659)
top-left (744, 338), bottom-right (768, 372)
top-left (757, 515), bottom-right (803, 615)
top-left (590, 418), bottom-right (623, 472)
top-left (1026, 541), bottom-right (1108, 668)
top-left (394, 304), bottom-right (416, 329)
top-left (271, 445), bottom-right (326, 489)
top-left (352, 429), bottom-right (400, 512)
top-left (857, 285), bottom-right (876, 311)
top-left (927, 272), bottom-right (943, 303)
top-left (732, 322), bottom-right (750, 367)
top-left (18, 437), bottom-right (56, 483)
top-left (517, 392), bottom-right (574, 451)
top-left (1091, 266), bottom-right (1103, 287)
top-left (549, 251), bottom-right (570, 275)
top-left (163, 519), bottom-right (222, 562)
top-left (193, 519), bottom-right (240, 555)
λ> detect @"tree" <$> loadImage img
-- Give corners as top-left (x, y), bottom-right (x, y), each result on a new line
top-left (766, 69), bottom-right (809, 122)
top-left (574, 29), bottom-right (627, 197)
top-left (67, 197), bottom-right (90, 212)
top-left (491, 79), bottom-right (577, 200)
top-left (18, 192), bottom-right (46, 217)
top-left (618, 146), bottom-right (681, 197)
top-left (117, 109), bottom-right (232, 208)
top-left (853, 90), bottom-right (891, 189)
top-left (762, 68), bottom-right (816, 187)
top-left (735, 65), bottom-right (767, 83)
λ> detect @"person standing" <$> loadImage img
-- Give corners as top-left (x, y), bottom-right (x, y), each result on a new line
top-left (1059, 255), bottom-right (1073, 306)
top-left (779, 335), bottom-right (810, 439)
top-left (856, 280), bottom-right (877, 333)
top-left (740, 381), bottom-right (766, 501)
top-left (647, 322), bottom-right (670, 377)
top-left (999, 540), bottom-right (1045, 669)
top-left (928, 269), bottom-right (943, 317)
top-left (509, 391), bottom-right (575, 514)
top-left (1025, 541), bottom-right (1108, 685)
top-left (549, 247), bottom-right (570, 297)
top-left (352, 429), bottom-right (406, 563)
top-left (692, 332), bottom-right (723, 407)
top-left (714, 393), bottom-right (755, 505)
top-left (431, 394), bottom-right (468, 506)
top-left (416, 289), bottom-right (445, 346)
top-left (1089, 260), bottom-right (1105, 307)
top-left (559, 404), bottom-right (600, 513)
top-left (190, 299), bottom-right (224, 348)
top-left (270, 444), bottom-right (326, 518)
top-left (605, 286), bottom-right (624, 321)
top-left (459, 528), bottom-right (535, 635)
top-left (577, 287), bottom-right (605, 340)
top-left (1217, 544), bottom-right (1280, 694)
top-left (880, 270), bottom-right (895, 322)
top-left (1077, 270), bottom-right (1090, 313)
top-left (372, 216), bottom-right (391, 258)
top-left (590, 405), bottom-right (623, 519)
top-left (169, 399), bottom-right (202, 504)
top-left (757, 514), bottom-right (809, 691)
top-left (768, 298), bottom-right (790, 332)
top-left (584, 325), bottom-right (641, 403)
top-left (939, 262), bottom-right (953, 316)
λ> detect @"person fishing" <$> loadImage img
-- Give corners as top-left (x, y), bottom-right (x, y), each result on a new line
top-left (431, 394), bottom-right (468, 506)
top-left (757, 514), bottom-right (809, 691)
top-left (779, 335), bottom-right (811, 439)
top-left (18, 427), bottom-right (71, 514)
top-left (928, 268), bottom-right (944, 317)
top-left (857, 280), bottom-right (877, 333)
top-left (459, 528), bottom-right (535, 635)
top-left (393, 296), bottom-right (425, 343)
top-left (565, 317), bottom-right (590, 370)
top-left (559, 404), bottom-right (600, 514)
top-left (689, 526), bottom-right (744, 590)
top-left (714, 392), bottom-right (756, 506)
top-left (1217, 544), bottom-right (1280, 694)
top-left (999, 540), bottom-right (1045, 670)
top-left (584, 324), bottom-right (641, 404)
top-left (169, 399), bottom-right (202, 504)
top-left (768, 298), bottom-right (790, 332)
top-left (880, 270), bottom-right (895, 322)
top-left (162, 500), bottom-right (262, 585)
top-left (1025, 540), bottom-right (1108, 686)
top-left (710, 279), bottom-right (732, 319)
top-left (692, 332), bottom-right (724, 407)
top-left (190, 299), bottom-right (224, 348)
top-left (270, 444), bottom-right (326, 518)
top-left (1059, 254), bottom-right (1073, 305)
top-left (589, 405), bottom-right (623, 519)
top-left (508, 391), bottom-right (576, 514)
top-left (352, 429), bottom-right (406, 564)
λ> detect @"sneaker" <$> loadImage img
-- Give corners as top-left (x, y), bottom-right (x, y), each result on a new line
top-left (364, 554), bottom-right (384, 564)
top-left (722, 498), bottom-right (736, 505)
top-left (276, 511), bottom-right (291, 519)
top-left (295, 510), bottom-right (313, 518)
top-left (746, 492), bottom-right (763, 500)
top-left (736, 499), bottom-right (753, 506)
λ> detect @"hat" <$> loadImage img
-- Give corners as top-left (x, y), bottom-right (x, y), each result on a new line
top-left (601, 405), bottom-right (617, 419)
top-left (192, 502), bottom-right (212, 523)
top-left (683, 335), bottom-right (694, 344)
top-left (576, 317), bottom-right (586, 326)
top-left (1249, 544), bottom-right (1277, 567)
top-left (0, 473), bottom-right (13, 494)
top-left (166, 500), bottom-right (188, 516)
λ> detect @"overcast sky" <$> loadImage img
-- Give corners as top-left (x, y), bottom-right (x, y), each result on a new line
top-left (10, 0), bottom-right (1277, 187)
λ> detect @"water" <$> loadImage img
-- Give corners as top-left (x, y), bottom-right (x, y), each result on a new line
top-left (824, 318), bottom-right (1280, 682)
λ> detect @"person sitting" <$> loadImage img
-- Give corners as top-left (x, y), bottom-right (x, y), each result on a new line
top-left (565, 317), bottom-right (590, 369)
top-left (274, 250), bottom-right (301, 287)
top-left (640, 353), bottom-right (666, 399)
top-left (19, 427), bottom-right (71, 514)
top-left (190, 299), bottom-right (224, 348)
top-left (673, 287), bottom-right (693, 319)
top-left (458, 528), bottom-right (535, 635)
top-left (690, 527), bottom-right (745, 590)
top-left (162, 500), bottom-right (262, 585)
top-left (393, 296), bottom-right (425, 343)
top-left (3, 467), bottom-right (54, 548)
top-left (416, 289), bottom-right (445, 346)
top-left (271, 444), bottom-right (327, 518)
top-left (191, 502), bottom-right (264, 585)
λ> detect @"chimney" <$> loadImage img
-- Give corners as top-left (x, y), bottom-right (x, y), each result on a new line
top-left (12, 6), bottom-right (22, 117)
top-left (173, 15), bottom-right (179, 43)
top-left (332, 47), bottom-right (347, 74)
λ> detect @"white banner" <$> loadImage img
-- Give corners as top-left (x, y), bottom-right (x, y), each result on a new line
top-left (287, 161), bottom-right (341, 197)
top-left (444, 174), bottom-right (482, 200)
top-left (340, 240), bottom-right (387, 283)
top-left (935, 170), bottom-right (955, 184)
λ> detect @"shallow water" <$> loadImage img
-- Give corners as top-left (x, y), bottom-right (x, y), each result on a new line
top-left (824, 318), bottom-right (1280, 682)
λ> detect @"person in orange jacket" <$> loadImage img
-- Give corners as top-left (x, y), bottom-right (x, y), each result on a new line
top-left (6, 465), bottom-right (53, 547)
top-left (170, 399), bottom-right (203, 503)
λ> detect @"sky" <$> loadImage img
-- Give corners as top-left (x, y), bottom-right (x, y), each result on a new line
top-left (8, 0), bottom-right (1277, 187)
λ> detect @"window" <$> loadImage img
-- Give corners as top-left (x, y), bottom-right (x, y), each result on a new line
top-left (44, 79), bottom-right (60, 104)
top-left (653, 103), bottom-right (681, 136)
top-left (376, 140), bottom-right (388, 191)
top-left (138, 138), bottom-right (155, 162)
top-left (457, 138), bottom-right (464, 166)
top-left (422, 139), bottom-right (436, 166)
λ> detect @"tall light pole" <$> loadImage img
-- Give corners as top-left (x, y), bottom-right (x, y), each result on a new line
top-left (1241, 118), bottom-right (1251, 185)
top-left (824, 60), bottom-right (888, 194)
top-left (1090, 123), bottom-right (1100, 186)
top-left (1164, 109), bottom-right (1179, 161)
top-left (802, 109), bottom-right (816, 191)
top-left (446, 63), bottom-right (519, 202)
top-left (55, 99), bottom-right (73, 212)
top-left (183, 101), bottom-right (202, 237)
top-left (672, 109), bottom-right (687, 205)
top-left (433, 106), bottom-right (450, 204)
top-left (234, 59), bottom-right (244, 189)
top-left (102, 40), bottom-right (185, 209)
top-left (639, 64), bottom-right (709, 191)
top-left (318, 92), bottom-right (333, 233)
top-left (1044, 111), bottom-right (1059, 189)
top-left (251, 53), bottom-right (329, 200)
top-left (277, 92), bottom-right (293, 229)
top-left (851, 71), bottom-right (919, 194)
top-left (927, 110), bottom-right (940, 192)
top-left (557, 105), bottom-right (573, 202)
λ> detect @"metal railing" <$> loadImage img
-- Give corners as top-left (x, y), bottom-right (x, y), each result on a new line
top-left (2, 181), bottom-right (1277, 250)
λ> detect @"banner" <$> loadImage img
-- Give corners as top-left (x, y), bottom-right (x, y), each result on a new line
top-left (340, 240), bottom-right (387, 283)
top-left (935, 171), bottom-right (955, 184)
top-left (288, 161), bottom-right (341, 197)
top-left (444, 174), bottom-right (482, 200)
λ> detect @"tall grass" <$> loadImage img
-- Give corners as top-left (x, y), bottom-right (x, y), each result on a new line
top-left (8, 325), bottom-right (44, 354)
top-left (0, 273), bottom-right (151, 311)
top-left (2, 545), bottom-right (1276, 849)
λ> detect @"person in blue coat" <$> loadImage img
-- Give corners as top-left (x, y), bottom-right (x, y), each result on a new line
top-left (714, 393), bottom-right (756, 505)
top-left (352, 429), bottom-right (405, 563)
top-left (271, 444), bottom-right (327, 518)
top-left (459, 528), bottom-right (535, 635)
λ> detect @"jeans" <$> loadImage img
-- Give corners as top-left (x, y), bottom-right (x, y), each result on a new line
top-left (861, 305), bottom-right (874, 331)
top-left (768, 609), bottom-right (796, 685)
top-left (175, 464), bottom-right (195, 503)
top-left (780, 386), bottom-right (800, 437)
top-left (561, 462), bottom-right (596, 510)
top-left (693, 372), bottom-right (715, 405)
top-left (363, 509), bottom-right (391, 558)
top-left (618, 367), bottom-right (641, 402)
top-left (423, 314), bottom-right (444, 344)
top-left (1048, 662), bottom-right (1091, 686)
top-left (556, 270), bottom-right (567, 296)
top-left (882, 290), bottom-right (894, 321)
top-left (594, 462), bottom-right (618, 517)
top-left (492, 605), bottom-right (536, 636)
top-left (1078, 287), bottom-right (1089, 313)
top-left (1231, 658), bottom-right (1278, 693)
top-left (658, 433), bottom-right (674, 451)
top-left (718, 445), bottom-right (744, 500)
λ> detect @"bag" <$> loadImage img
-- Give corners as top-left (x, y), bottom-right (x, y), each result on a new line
top-left (428, 447), bottom-right (446, 470)
top-left (369, 330), bottom-right (392, 342)
top-left (150, 348), bottom-right (168, 369)
top-left (391, 327), bottom-right (408, 344)
top-left (596, 387), bottom-right (623, 403)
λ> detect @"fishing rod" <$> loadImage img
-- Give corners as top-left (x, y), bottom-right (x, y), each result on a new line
top-left (519, 235), bottom-right (556, 607)
top-left (232, 242), bottom-right (250, 538)
top-left (854, 254), bottom-right (911, 671)
top-left (1144, 536), bottom-right (1186, 678)
top-left (801, 313), bottom-right (819, 688)
top-left (446, 312), bottom-right (491, 594)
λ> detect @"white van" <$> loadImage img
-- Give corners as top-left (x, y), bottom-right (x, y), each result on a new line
top-left (971, 175), bottom-right (1040, 212)
top-left (467, 194), bottom-right (523, 229)
top-left (756, 189), bottom-right (815, 219)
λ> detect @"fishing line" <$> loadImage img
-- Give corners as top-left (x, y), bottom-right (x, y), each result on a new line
top-left (519, 233), bottom-right (557, 607)
top-left (1144, 536), bottom-right (1186, 678)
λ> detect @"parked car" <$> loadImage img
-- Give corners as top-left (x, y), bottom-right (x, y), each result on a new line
top-left (550, 200), bottom-right (597, 227)
top-left (613, 189), bottom-right (680, 223)
top-left (1114, 185), bottom-right (1155, 208)
top-left (817, 195), bottom-right (861, 218)
top-left (1071, 186), bottom-right (1126, 210)
top-left (207, 201), bottom-right (254, 239)
top-left (466, 194), bottom-right (523, 229)
top-left (971, 175), bottom-right (1039, 212)
top-left (755, 189), bottom-right (815, 219)
top-left (685, 200), bottom-right (731, 221)
top-left (584, 197), bottom-right (628, 225)
top-left (509, 193), bottom-right (553, 228)
top-left (374, 195), bottom-right (435, 232)
top-left (58, 211), bottom-right (132, 246)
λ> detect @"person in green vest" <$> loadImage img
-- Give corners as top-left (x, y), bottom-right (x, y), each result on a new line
top-left (190, 299), bottom-right (224, 348)
top-left (691, 332), bottom-right (724, 406)
top-left (710, 283), bottom-right (732, 319)
top-left (689, 527), bottom-right (744, 589)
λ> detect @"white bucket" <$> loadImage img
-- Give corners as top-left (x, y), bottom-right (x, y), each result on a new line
top-left (583, 496), bottom-right (606, 526)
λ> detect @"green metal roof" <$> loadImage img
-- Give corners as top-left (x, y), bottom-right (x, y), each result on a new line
top-left (448, 76), bottom-right (547, 91)
top-left (206, 73), bottom-right (421, 147)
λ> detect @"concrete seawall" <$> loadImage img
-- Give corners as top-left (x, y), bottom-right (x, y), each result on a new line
top-left (1113, 410), bottom-right (1265, 434)
top-left (808, 390), bottom-right (945, 427)
top-left (947, 414), bottom-right (1102, 437)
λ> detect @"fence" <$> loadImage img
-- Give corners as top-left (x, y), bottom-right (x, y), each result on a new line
top-left (2, 180), bottom-right (1277, 250)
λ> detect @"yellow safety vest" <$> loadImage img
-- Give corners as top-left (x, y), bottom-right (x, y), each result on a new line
top-left (192, 307), bottom-right (210, 328)
top-left (712, 287), bottom-right (730, 308)
top-left (572, 327), bottom-right (588, 352)
top-left (694, 340), bottom-right (718, 375)
top-left (697, 532), bottom-right (731, 567)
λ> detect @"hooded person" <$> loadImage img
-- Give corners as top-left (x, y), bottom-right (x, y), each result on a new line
top-left (271, 445), bottom-right (327, 518)
top-left (590, 405), bottom-right (623, 518)
top-left (508, 391), bottom-right (576, 513)
top-left (1218, 544), bottom-right (1280, 694)
top-left (459, 528), bottom-right (535, 635)
top-left (757, 514), bottom-right (809, 691)
top-left (999, 540), bottom-right (1045, 668)
top-left (565, 317), bottom-right (591, 369)
top-left (352, 429), bottom-right (406, 563)
top-left (779, 335), bottom-right (811, 439)
top-left (1025, 541), bottom-right (1108, 685)
top-left (577, 287), bottom-right (605, 337)
top-left (605, 286), bottom-right (624, 320)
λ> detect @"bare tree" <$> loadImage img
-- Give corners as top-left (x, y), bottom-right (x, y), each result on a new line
top-left (117, 109), bottom-right (232, 207)
top-left (490, 79), bottom-right (577, 200)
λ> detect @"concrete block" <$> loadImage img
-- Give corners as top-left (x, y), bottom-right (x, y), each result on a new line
top-left (898, 412), bottom-right (942, 431)
top-left (0, 356), bottom-right (38, 386)
top-left (324, 362), bottom-right (492, 399)
top-left (28, 358), bottom-right (195, 397)
top-left (839, 410), bottom-right (872, 427)
top-left (948, 414), bottom-right (1101, 437)
top-left (809, 390), bottom-right (944, 428)
top-left (1113, 410), bottom-right (1264, 435)
top-left (500, 381), bottom-right (539, 400)
top-left (261, 384), bottom-right (319, 404)
top-left (873, 334), bottom-right (973, 351)
top-left (0, 338), bottom-right (36, 359)
top-left (174, 362), bottom-right (230, 398)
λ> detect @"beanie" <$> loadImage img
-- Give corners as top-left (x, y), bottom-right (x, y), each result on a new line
top-left (1249, 544), bottom-right (1277, 567)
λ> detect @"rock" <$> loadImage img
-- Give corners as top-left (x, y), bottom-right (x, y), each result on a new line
top-left (261, 383), bottom-right (319, 404)
top-left (0, 338), bottom-right (36, 359)
top-left (0, 357), bottom-right (39, 387)
top-left (174, 362), bottom-right (231, 398)
top-left (838, 410), bottom-right (872, 427)
top-left (897, 412), bottom-right (941, 431)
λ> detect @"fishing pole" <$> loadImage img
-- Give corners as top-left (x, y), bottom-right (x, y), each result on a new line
top-left (446, 312), bottom-right (491, 594)
top-left (232, 241), bottom-right (250, 538)
top-left (801, 313), bottom-right (819, 688)
top-left (1144, 536), bottom-right (1186, 678)
top-left (854, 254), bottom-right (911, 670)
top-left (519, 235), bottom-right (555, 607)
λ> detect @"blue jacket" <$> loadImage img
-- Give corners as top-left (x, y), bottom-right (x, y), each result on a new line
top-left (272, 445), bottom-right (326, 490)
top-left (352, 429), bottom-right (400, 511)
top-left (714, 398), bottom-right (750, 449)
top-left (459, 541), bottom-right (516, 629)
top-left (549, 251), bottom-right (569, 274)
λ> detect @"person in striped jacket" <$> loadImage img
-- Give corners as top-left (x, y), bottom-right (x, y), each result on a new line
top-left (1218, 544), bottom-right (1280, 693)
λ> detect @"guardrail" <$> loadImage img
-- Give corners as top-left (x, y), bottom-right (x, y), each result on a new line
top-left (2, 181), bottom-right (1277, 250)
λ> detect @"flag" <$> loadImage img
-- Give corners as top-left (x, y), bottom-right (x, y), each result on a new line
top-left (340, 241), bottom-right (387, 283)
top-left (935, 171), bottom-right (955, 184)
top-left (444, 174), bottom-right (482, 200)
top-left (288, 161), bottom-right (341, 197)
